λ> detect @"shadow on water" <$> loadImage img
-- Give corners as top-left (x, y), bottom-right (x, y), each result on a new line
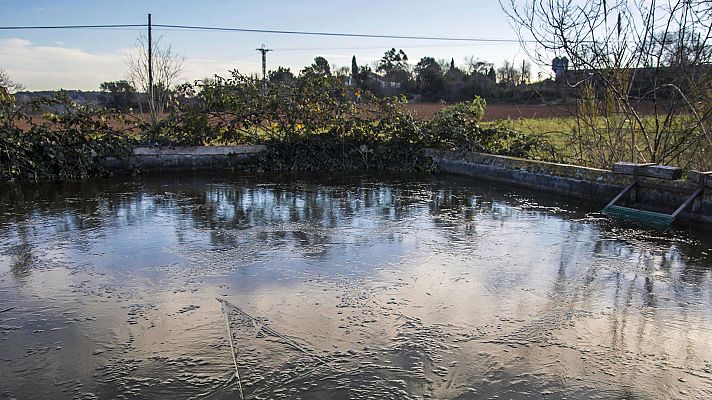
top-left (0, 171), bottom-right (711, 399)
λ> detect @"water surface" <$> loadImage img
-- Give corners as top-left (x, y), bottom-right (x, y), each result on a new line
top-left (1, 172), bottom-right (711, 399)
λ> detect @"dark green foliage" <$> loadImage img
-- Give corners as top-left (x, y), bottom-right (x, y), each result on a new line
top-left (150, 72), bottom-right (544, 171)
top-left (0, 94), bottom-right (130, 180)
top-left (269, 67), bottom-right (295, 84)
top-left (415, 57), bottom-right (445, 101)
top-left (306, 57), bottom-right (332, 76)
top-left (1, 70), bottom-right (547, 181)
top-left (351, 56), bottom-right (359, 82)
top-left (377, 48), bottom-right (410, 85)
top-left (99, 80), bottom-right (137, 111)
top-left (424, 98), bottom-right (538, 157)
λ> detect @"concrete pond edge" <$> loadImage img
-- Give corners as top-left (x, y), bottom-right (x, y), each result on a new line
top-left (426, 149), bottom-right (711, 225)
top-left (104, 145), bottom-right (711, 226)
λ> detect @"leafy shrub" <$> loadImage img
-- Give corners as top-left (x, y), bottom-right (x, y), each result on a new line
top-left (1, 94), bottom-right (130, 180)
top-left (425, 97), bottom-right (538, 157)
top-left (1, 71), bottom-right (547, 181)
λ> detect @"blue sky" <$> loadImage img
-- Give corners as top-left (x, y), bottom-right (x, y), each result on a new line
top-left (0, 0), bottom-right (538, 90)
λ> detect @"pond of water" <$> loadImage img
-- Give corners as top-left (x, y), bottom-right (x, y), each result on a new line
top-left (1, 172), bottom-right (711, 399)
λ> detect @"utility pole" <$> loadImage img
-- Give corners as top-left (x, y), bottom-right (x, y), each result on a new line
top-left (147, 13), bottom-right (154, 122)
top-left (256, 44), bottom-right (272, 95)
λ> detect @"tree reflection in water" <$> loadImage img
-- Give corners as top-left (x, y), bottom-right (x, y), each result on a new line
top-left (0, 171), bottom-right (710, 399)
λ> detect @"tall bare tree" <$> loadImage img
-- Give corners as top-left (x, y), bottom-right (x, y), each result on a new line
top-left (0, 69), bottom-right (25, 94)
top-left (465, 57), bottom-right (494, 75)
top-left (520, 60), bottom-right (532, 84)
top-left (126, 34), bottom-right (184, 122)
top-left (497, 60), bottom-right (522, 86)
top-left (502, 0), bottom-right (712, 170)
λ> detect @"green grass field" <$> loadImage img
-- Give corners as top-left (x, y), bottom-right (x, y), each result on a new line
top-left (483, 114), bottom-right (710, 171)
top-left (485, 117), bottom-right (575, 148)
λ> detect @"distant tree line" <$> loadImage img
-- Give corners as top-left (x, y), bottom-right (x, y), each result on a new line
top-left (263, 49), bottom-right (567, 104)
top-left (90, 48), bottom-right (565, 113)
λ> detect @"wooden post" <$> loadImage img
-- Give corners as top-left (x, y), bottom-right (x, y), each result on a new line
top-left (689, 171), bottom-right (711, 212)
top-left (148, 13), bottom-right (154, 123)
top-left (632, 165), bottom-right (639, 203)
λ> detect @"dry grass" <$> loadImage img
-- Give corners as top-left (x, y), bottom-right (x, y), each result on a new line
top-left (404, 103), bottom-right (577, 121)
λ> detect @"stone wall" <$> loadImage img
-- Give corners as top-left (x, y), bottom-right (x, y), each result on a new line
top-left (104, 145), bottom-right (267, 172)
top-left (426, 149), bottom-right (712, 225)
top-left (101, 145), bottom-right (711, 225)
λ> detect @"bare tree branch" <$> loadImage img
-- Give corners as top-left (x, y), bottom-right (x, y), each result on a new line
top-left (502, 0), bottom-right (712, 170)
top-left (125, 34), bottom-right (185, 123)
top-left (0, 69), bottom-right (25, 94)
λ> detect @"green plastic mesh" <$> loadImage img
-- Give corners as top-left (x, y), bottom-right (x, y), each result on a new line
top-left (603, 205), bottom-right (675, 226)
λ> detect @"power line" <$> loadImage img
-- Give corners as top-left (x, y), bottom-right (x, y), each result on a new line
top-left (0, 22), bottom-right (528, 43)
top-left (0, 24), bottom-right (145, 30)
top-left (152, 24), bottom-right (528, 43)
top-left (272, 43), bottom-right (505, 52)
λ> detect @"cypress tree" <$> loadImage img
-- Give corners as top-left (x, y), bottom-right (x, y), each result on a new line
top-left (351, 56), bottom-right (359, 80)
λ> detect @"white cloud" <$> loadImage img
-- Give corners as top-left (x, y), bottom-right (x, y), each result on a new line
top-left (0, 38), bottom-right (129, 90)
top-left (0, 38), bottom-right (261, 91)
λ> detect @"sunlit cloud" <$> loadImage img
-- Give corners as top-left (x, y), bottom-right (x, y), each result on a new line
top-left (0, 38), bottom-right (129, 91)
top-left (0, 38), bottom-right (263, 91)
